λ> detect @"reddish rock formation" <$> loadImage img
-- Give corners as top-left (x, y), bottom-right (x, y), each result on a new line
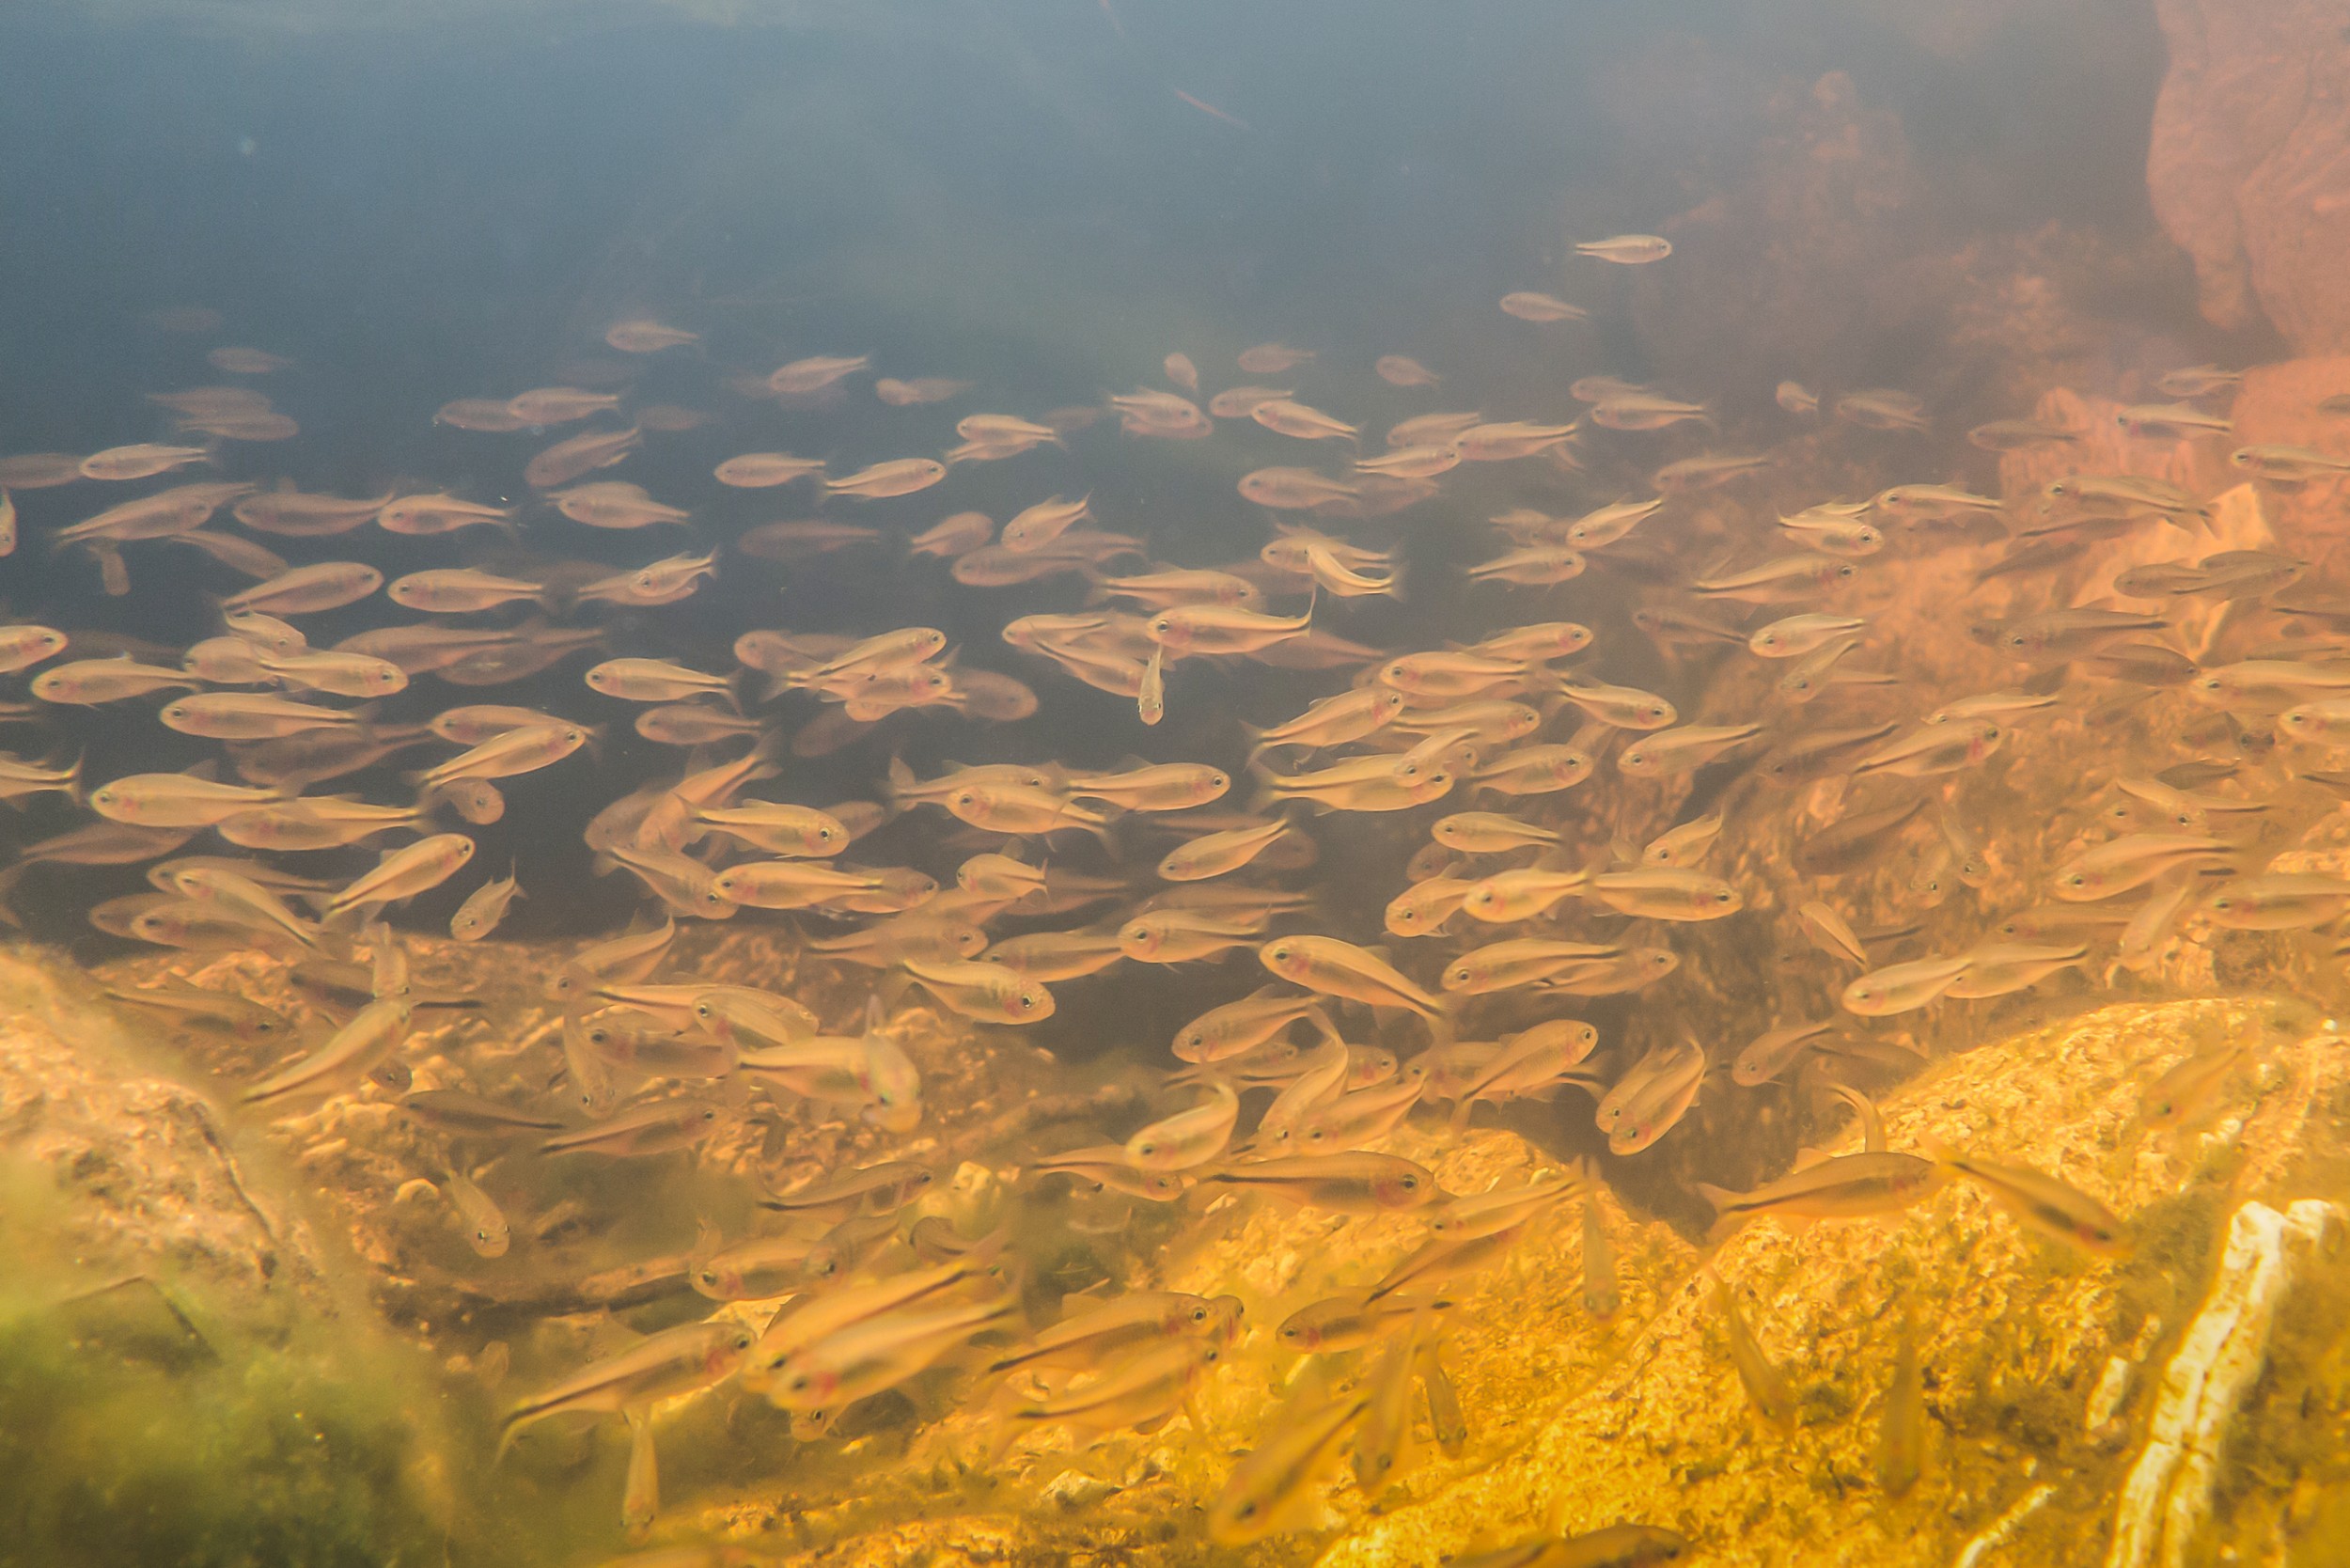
top-left (2149, 0), bottom-right (2350, 352)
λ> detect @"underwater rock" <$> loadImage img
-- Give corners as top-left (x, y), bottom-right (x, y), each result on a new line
top-left (2148, 0), bottom-right (2350, 350)
top-left (2107, 1197), bottom-right (2337, 1568)
top-left (665, 997), bottom-right (2349, 1567)
top-left (2225, 356), bottom-right (2350, 567)
top-left (0, 945), bottom-right (471, 1568)
top-left (1313, 998), bottom-right (2346, 1568)
top-left (0, 947), bottom-right (328, 1315)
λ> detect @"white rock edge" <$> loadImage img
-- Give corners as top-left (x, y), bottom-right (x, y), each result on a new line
top-left (1953, 1481), bottom-right (2053, 1568)
top-left (2105, 1198), bottom-right (2337, 1568)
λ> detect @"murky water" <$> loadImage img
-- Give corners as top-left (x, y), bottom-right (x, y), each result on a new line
top-left (3, 4), bottom-right (2348, 1566)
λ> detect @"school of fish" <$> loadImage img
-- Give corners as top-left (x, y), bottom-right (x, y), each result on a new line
top-left (4, 255), bottom-right (2333, 1564)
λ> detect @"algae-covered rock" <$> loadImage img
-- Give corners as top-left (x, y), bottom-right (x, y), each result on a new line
top-left (0, 948), bottom-right (472, 1568)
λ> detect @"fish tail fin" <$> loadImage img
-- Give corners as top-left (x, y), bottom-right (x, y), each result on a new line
top-left (493, 1411), bottom-right (530, 1466)
top-left (1242, 755), bottom-right (1281, 814)
top-left (1693, 1182), bottom-right (1743, 1228)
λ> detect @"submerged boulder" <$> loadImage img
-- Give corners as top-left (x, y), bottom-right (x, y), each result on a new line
top-left (2149, 0), bottom-right (2350, 351)
top-left (0, 948), bottom-right (468, 1568)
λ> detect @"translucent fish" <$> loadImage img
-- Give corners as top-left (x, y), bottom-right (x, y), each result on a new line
top-left (1574, 233), bottom-right (1671, 263)
top-left (1499, 290), bottom-right (1586, 321)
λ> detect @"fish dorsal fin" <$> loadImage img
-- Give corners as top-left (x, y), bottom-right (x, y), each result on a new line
top-left (1791, 1146), bottom-right (1832, 1172)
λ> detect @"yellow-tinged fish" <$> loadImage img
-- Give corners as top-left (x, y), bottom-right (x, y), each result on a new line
top-left (1247, 685), bottom-right (1408, 757)
top-left (1207, 1389), bottom-right (1369, 1545)
top-left (89, 774), bottom-right (284, 828)
top-left (763, 1294), bottom-right (1014, 1411)
top-left (540, 1080), bottom-right (736, 1152)
top-left (1275, 1293), bottom-right (1456, 1354)
top-left (1920, 1139), bottom-right (2128, 1254)
top-left (1442, 938), bottom-right (1616, 995)
top-left (1580, 1189), bottom-right (1619, 1318)
top-left (243, 996), bottom-right (413, 1105)
top-left (1156, 817), bottom-right (1291, 882)
top-left (1171, 985), bottom-right (1328, 1062)
top-left (1004, 1337), bottom-right (1222, 1447)
top-left (1841, 955), bottom-right (1971, 1016)
top-left (620, 1408), bottom-right (657, 1540)
top-left (763, 1159), bottom-right (935, 1220)
top-left (1696, 1151), bottom-right (1945, 1243)
top-left (1460, 866), bottom-right (1590, 923)
top-left (1586, 868), bottom-right (1744, 920)
top-left (690, 1227), bottom-right (826, 1301)
top-left (326, 833), bottom-right (476, 917)
top-left (1874, 1313), bottom-right (1924, 1496)
top-left (1642, 808), bottom-right (1727, 867)
top-left (165, 862), bottom-right (321, 949)
top-left (1125, 1080), bottom-right (1241, 1170)
top-left (1022, 1145), bottom-right (1188, 1201)
top-left (103, 977), bottom-right (290, 1043)
top-left (1710, 1271), bottom-right (1794, 1429)
top-left (449, 865), bottom-right (523, 941)
top-left (1368, 1217), bottom-right (1529, 1300)
top-left (1419, 1166), bottom-right (1589, 1241)
top-left (1432, 810), bottom-right (1559, 853)
top-left (1201, 1152), bottom-right (1438, 1214)
top-left (1257, 755), bottom-right (1456, 812)
top-left (1943, 941), bottom-right (2087, 998)
top-left (1261, 934), bottom-right (1444, 1016)
top-left (1605, 1037), bottom-right (1709, 1155)
top-left (443, 1166), bottom-right (511, 1258)
top-left (1387, 874), bottom-right (1475, 936)
top-left (1147, 599), bottom-right (1314, 657)
top-left (2140, 1043), bottom-right (2251, 1128)
top-left (1068, 761), bottom-right (1229, 811)
top-left (500, 1319), bottom-right (756, 1453)
top-left (903, 958), bottom-right (1054, 1023)
top-left (1351, 1322), bottom-right (1426, 1491)
top-left (1553, 675), bottom-right (1676, 729)
top-left (990, 1290), bottom-right (1241, 1373)
top-left (744, 1237), bottom-right (1011, 1390)
top-left (2050, 832), bottom-right (2241, 901)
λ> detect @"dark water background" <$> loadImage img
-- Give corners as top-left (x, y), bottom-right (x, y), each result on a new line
top-left (0, 0), bottom-right (2186, 996)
